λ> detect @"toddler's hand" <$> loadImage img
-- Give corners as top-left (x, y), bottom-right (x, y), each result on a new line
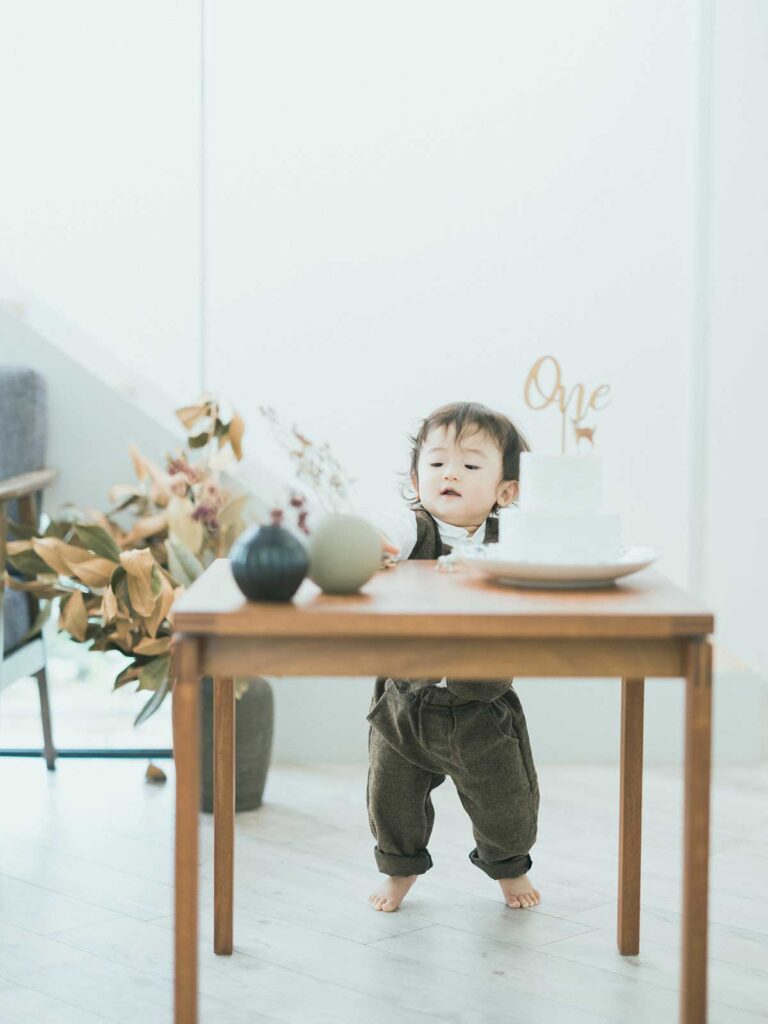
top-left (378, 531), bottom-right (399, 556)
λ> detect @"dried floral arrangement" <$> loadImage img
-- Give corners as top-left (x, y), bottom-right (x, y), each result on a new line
top-left (258, 404), bottom-right (355, 514)
top-left (3, 397), bottom-right (354, 725)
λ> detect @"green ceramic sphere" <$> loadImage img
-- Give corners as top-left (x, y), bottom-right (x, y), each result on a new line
top-left (308, 514), bottom-right (382, 594)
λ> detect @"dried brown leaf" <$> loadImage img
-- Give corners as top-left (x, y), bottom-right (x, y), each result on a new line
top-left (175, 401), bottom-right (208, 430)
top-left (66, 556), bottom-right (117, 589)
top-left (113, 661), bottom-right (141, 689)
top-left (101, 585), bottom-right (118, 623)
top-left (60, 590), bottom-right (88, 641)
top-left (134, 635), bottom-right (172, 656)
top-left (119, 548), bottom-right (157, 617)
top-left (121, 511), bottom-right (168, 546)
top-left (7, 540), bottom-right (32, 556)
top-left (112, 616), bottom-right (136, 652)
top-left (145, 763), bottom-right (167, 784)
top-left (143, 571), bottom-right (174, 639)
top-left (107, 483), bottom-right (143, 505)
top-left (3, 572), bottom-right (70, 599)
top-left (226, 411), bottom-right (245, 460)
top-left (149, 481), bottom-right (171, 507)
top-left (166, 495), bottom-right (203, 554)
top-left (31, 538), bottom-right (92, 576)
top-left (84, 509), bottom-right (127, 546)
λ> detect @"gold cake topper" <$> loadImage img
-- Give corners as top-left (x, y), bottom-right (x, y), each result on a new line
top-left (523, 355), bottom-right (611, 454)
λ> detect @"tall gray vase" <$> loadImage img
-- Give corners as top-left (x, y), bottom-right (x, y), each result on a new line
top-left (199, 676), bottom-right (274, 813)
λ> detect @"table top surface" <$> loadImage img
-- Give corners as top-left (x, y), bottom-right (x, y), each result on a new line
top-left (171, 559), bottom-right (714, 640)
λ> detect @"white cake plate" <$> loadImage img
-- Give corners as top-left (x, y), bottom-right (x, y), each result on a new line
top-left (459, 545), bottom-right (659, 589)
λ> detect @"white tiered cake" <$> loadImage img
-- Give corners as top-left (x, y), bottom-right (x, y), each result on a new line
top-left (497, 453), bottom-right (622, 564)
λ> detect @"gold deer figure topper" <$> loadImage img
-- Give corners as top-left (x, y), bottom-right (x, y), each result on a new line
top-left (523, 355), bottom-right (611, 454)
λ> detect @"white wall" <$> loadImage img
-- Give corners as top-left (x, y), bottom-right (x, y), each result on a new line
top-left (0, 0), bottom-right (199, 403)
top-left (704, 1), bottom-right (768, 679)
top-left (0, 2), bottom-right (766, 763)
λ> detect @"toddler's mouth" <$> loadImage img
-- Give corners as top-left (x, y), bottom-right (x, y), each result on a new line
top-left (440, 487), bottom-right (462, 497)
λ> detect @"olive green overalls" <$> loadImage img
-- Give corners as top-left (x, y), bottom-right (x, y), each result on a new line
top-left (366, 509), bottom-right (540, 880)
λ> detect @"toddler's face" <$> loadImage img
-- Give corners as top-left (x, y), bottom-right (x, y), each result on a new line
top-left (412, 425), bottom-right (518, 529)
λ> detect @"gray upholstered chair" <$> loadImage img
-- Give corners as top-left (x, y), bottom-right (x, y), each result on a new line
top-left (0, 365), bottom-right (58, 769)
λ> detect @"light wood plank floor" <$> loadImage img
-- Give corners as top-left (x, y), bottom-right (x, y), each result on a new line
top-left (0, 756), bottom-right (766, 1023)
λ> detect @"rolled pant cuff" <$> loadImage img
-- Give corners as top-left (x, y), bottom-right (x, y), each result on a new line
top-left (374, 846), bottom-right (433, 876)
top-left (468, 848), bottom-right (533, 880)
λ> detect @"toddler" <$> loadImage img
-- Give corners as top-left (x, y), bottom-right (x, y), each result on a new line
top-left (366, 401), bottom-right (541, 912)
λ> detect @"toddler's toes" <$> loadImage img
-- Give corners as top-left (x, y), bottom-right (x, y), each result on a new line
top-left (498, 874), bottom-right (542, 910)
top-left (370, 894), bottom-right (397, 912)
top-left (368, 873), bottom-right (418, 912)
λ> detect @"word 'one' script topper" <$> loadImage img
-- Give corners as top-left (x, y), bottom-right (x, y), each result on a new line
top-left (523, 355), bottom-right (611, 454)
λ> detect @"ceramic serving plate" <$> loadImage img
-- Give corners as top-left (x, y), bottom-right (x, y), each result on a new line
top-left (459, 545), bottom-right (659, 589)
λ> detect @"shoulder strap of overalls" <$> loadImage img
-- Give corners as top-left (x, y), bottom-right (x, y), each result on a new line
top-left (484, 515), bottom-right (499, 543)
top-left (411, 509), bottom-right (444, 558)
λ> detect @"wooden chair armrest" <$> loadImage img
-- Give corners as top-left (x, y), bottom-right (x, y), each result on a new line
top-left (0, 468), bottom-right (58, 503)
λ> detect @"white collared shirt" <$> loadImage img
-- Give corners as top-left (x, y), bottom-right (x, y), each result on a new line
top-left (370, 506), bottom-right (487, 560)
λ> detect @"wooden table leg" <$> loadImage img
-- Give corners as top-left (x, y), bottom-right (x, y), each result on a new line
top-left (214, 676), bottom-right (235, 955)
top-left (681, 639), bottom-right (712, 1023)
top-left (173, 637), bottom-right (201, 1024)
top-left (618, 676), bottom-right (644, 955)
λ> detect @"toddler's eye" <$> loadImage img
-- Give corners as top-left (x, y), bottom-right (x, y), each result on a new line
top-left (465, 465), bottom-right (479, 470)
top-left (430, 462), bottom-right (443, 467)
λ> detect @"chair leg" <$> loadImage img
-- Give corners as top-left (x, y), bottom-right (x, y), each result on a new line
top-left (35, 666), bottom-right (57, 770)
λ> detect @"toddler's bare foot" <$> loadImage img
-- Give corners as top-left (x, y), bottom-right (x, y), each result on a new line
top-left (498, 874), bottom-right (541, 909)
top-left (369, 873), bottom-right (419, 912)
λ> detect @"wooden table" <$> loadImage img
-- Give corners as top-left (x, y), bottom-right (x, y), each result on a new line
top-left (171, 558), bottom-right (714, 1024)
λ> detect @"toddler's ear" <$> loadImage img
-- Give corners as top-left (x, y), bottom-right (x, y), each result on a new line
top-left (410, 471), bottom-right (419, 498)
top-left (497, 479), bottom-right (519, 507)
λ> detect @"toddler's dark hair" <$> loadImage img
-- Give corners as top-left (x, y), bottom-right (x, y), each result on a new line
top-left (401, 401), bottom-right (531, 516)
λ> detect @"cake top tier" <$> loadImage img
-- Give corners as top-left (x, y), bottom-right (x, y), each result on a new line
top-left (518, 452), bottom-right (603, 514)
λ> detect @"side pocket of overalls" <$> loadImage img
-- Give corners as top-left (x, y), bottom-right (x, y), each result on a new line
top-left (367, 677), bottom-right (395, 722)
top-left (492, 689), bottom-right (540, 809)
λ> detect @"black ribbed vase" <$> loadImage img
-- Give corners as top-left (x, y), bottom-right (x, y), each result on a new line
top-left (230, 523), bottom-right (308, 601)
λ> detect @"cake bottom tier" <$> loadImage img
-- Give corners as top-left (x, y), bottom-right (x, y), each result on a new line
top-left (497, 510), bottom-right (623, 564)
